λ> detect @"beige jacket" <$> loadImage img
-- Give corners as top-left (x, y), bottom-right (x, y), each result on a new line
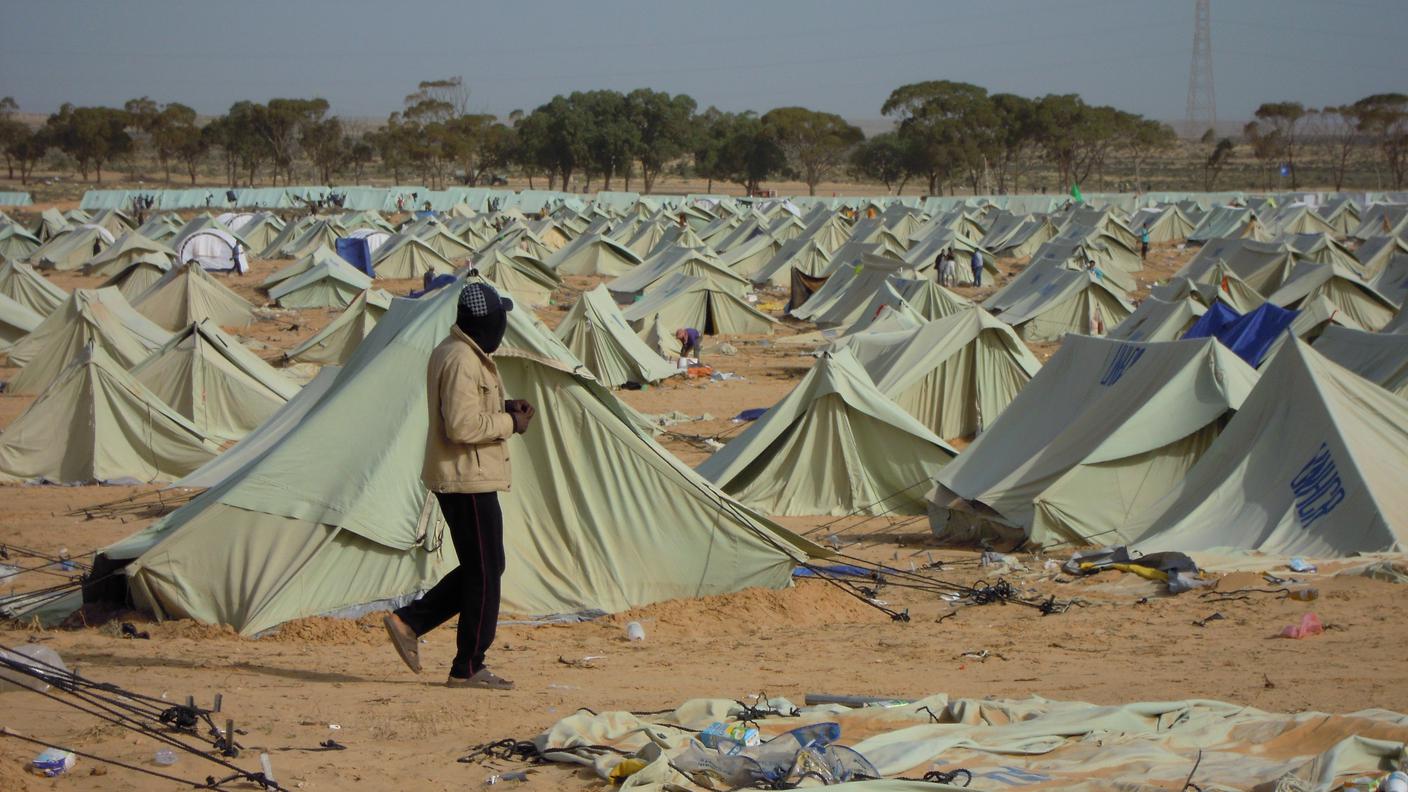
top-left (422, 327), bottom-right (515, 493)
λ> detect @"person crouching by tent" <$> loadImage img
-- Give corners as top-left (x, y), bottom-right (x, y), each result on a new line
top-left (383, 282), bottom-right (535, 690)
top-left (676, 327), bottom-right (702, 363)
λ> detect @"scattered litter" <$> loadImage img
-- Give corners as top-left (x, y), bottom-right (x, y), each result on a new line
top-left (711, 371), bottom-right (745, 382)
top-left (484, 770), bottom-right (528, 784)
top-left (958, 649), bottom-right (1007, 662)
top-left (1278, 612), bottom-right (1324, 639)
top-left (546, 683), bottom-right (577, 691)
top-left (716, 342), bottom-right (738, 356)
top-left (328, 724), bottom-right (341, 730)
top-left (120, 622), bottom-right (150, 640)
top-left (1287, 557), bottom-right (1317, 573)
top-left (30, 747), bottom-right (75, 776)
top-left (731, 407), bottom-right (767, 423)
top-left (557, 655), bottom-right (605, 669)
top-left (1193, 612), bottom-right (1224, 627)
top-left (625, 621), bottom-right (645, 642)
top-left (153, 749), bottom-right (177, 766)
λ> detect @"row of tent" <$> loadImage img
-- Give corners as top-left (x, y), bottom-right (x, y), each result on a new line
top-left (77, 185), bottom-right (1408, 217)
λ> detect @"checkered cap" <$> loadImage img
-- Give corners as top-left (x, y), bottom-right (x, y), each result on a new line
top-left (458, 282), bottom-right (513, 317)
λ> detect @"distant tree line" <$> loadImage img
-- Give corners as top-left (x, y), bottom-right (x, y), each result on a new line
top-left (0, 79), bottom-right (1404, 193)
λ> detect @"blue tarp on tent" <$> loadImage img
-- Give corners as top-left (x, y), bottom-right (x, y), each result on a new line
top-left (1182, 301), bottom-right (1242, 339)
top-left (1184, 301), bottom-right (1298, 366)
top-left (335, 237), bottom-right (374, 277)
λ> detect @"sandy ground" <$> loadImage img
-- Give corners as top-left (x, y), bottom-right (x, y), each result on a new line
top-left (3, 240), bottom-right (1405, 790)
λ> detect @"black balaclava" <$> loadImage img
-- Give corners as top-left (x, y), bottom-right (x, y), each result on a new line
top-left (456, 282), bottom-right (512, 353)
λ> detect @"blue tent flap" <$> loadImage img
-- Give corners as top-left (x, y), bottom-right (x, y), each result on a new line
top-left (335, 238), bottom-right (374, 277)
top-left (1182, 301), bottom-right (1242, 340)
top-left (1185, 301), bottom-right (1297, 366)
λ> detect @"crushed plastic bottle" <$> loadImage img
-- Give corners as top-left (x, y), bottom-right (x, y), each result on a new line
top-left (484, 770), bottom-right (528, 784)
top-left (153, 749), bottom-right (177, 766)
top-left (30, 748), bottom-right (75, 776)
top-left (58, 548), bottom-right (73, 571)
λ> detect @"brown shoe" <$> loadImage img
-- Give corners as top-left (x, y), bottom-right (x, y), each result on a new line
top-left (446, 668), bottom-right (514, 690)
top-left (382, 613), bottom-right (421, 674)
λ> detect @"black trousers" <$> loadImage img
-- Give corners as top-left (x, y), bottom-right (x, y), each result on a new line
top-left (394, 492), bottom-right (504, 679)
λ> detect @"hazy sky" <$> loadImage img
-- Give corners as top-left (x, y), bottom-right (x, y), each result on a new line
top-left (2, 0), bottom-right (1404, 126)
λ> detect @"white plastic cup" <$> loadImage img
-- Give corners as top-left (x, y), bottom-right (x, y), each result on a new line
top-left (626, 621), bottom-right (645, 642)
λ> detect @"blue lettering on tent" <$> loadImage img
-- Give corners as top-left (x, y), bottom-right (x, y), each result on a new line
top-left (1099, 346), bottom-right (1145, 386)
top-left (981, 766), bottom-right (1052, 786)
top-left (1290, 442), bottom-right (1346, 528)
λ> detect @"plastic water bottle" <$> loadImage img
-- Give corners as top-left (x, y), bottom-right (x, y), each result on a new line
top-left (153, 749), bottom-right (177, 766)
top-left (626, 621), bottom-right (645, 641)
top-left (1288, 587), bottom-right (1319, 601)
top-left (484, 770), bottom-right (528, 784)
top-left (259, 753), bottom-right (275, 785)
top-left (1382, 771), bottom-right (1408, 792)
top-left (58, 548), bottom-right (73, 571)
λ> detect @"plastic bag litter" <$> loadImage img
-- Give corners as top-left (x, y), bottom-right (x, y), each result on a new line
top-left (673, 723), bottom-right (877, 787)
top-left (0, 644), bottom-right (69, 693)
top-left (1278, 612), bottom-right (1324, 639)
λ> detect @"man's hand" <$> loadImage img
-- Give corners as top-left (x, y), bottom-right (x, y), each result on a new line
top-left (506, 400), bottom-right (535, 434)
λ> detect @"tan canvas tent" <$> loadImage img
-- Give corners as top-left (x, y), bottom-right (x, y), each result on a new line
top-left (544, 233), bottom-right (642, 276)
top-left (839, 306), bottom-right (1041, 440)
top-left (1267, 260), bottom-right (1398, 332)
top-left (698, 348), bottom-right (955, 516)
top-left (0, 346), bottom-right (219, 484)
top-left (1128, 340), bottom-right (1408, 557)
top-left (0, 292), bottom-right (42, 352)
top-left (373, 236), bottom-right (455, 279)
top-left (474, 248), bottom-right (561, 308)
top-left (929, 336), bottom-right (1258, 548)
top-left (555, 284), bottom-right (678, 388)
top-left (7, 288), bottom-right (171, 394)
top-left (1313, 326), bottom-right (1408, 397)
top-left (0, 259), bottom-right (67, 317)
top-left (282, 288), bottom-right (393, 366)
top-left (622, 273), bottom-right (777, 338)
top-left (132, 320), bottom-right (301, 443)
top-left (100, 258), bottom-right (171, 301)
top-left (269, 257), bottom-right (373, 310)
top-left (1108, 296), bottom-right (1205, 342)
top-left (991, 268), bottom-right (1134, 342)
top-left (83, 231), bottom-right (176, 276)
top-left (133, 262), bottom-right (255, 330)
top-left (105, 281), bottom-right (811, 635)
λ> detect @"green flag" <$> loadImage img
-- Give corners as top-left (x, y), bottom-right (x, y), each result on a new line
top-left (1071, 184), bottom-right (1084, 204)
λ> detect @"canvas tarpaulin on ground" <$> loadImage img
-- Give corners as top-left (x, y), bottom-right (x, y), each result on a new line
top-left (532, 692), bottom-right (1407, 792)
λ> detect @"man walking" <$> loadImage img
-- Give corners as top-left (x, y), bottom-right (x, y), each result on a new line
top-left (1140, 223), bottom-right (1151, 261)
top-left (384, 282), bottom-right (534, 690)
top-left (970, 248), bottom-right (984, 288)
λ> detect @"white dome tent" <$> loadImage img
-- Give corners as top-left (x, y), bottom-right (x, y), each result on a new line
top-left (175, 229), bottom-right (249, 274)
top-left (346, 227), bottom-right (391, 255)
